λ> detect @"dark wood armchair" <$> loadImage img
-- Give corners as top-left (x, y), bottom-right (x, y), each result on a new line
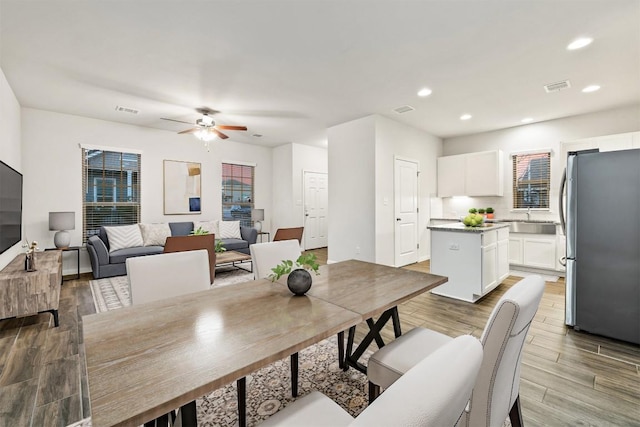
top-left (163, 234), bottom-right (216, 284)
top-left (273, 227), bottom-right (304, 244)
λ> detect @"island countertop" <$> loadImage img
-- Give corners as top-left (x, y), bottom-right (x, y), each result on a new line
top-left (427, 222), bottom-right (511, 233)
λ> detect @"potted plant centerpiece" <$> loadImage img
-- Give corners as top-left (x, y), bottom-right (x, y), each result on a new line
top-left (269, 253), bottom-right (320, 295)
top-left (486, 207), bottom-right (495, 219)
top-left (468, 208), bottom-right (477, 214)
top-left (478, 208), bottom-right (486, 217)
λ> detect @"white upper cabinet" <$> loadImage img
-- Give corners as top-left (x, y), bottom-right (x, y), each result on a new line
top-left (437, 154), bottom-right (466, 197)
top-left (437, 150), bottom-right (503, 197)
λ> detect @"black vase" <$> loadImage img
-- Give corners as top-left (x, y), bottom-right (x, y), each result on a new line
top-left (287, 269), bottom-right (312, 296)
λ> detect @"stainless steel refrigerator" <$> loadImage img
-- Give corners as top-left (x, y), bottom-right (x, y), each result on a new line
top-left (559, 148), bottom-right (640, 344)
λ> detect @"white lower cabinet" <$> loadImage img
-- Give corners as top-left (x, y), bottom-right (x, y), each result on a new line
top-left (430, 225), bottom-right (509, 303)
top-left (509, 233), bottom-right (557, 270)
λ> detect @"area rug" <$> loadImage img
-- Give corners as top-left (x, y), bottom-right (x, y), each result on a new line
top-left (89, 266), bottom-right (254, 313)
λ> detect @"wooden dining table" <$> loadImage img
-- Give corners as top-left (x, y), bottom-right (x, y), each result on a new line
top-left (83, 260), bottom-right (447, 427)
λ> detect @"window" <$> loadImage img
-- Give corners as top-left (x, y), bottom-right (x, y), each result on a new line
top-left (512, 152), bottom-right (550, 209)
top-left (221, 163), bottom-right (254, 226)
top-left (82, 148), bottom-right (141, 241)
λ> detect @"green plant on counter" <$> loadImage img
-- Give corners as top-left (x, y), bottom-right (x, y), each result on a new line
top-left (190, 226), bottom-right (209, 235)
top-left (215, 240), bottom-right (226, 253)
top-left (478, 208), bottom-right (486, 214)
top-left (468, 208), bottom-right (477, 214)
top-left (486, 207), bottom-right (494, 213)
top-left (269, 253), bottom-right (320, 282)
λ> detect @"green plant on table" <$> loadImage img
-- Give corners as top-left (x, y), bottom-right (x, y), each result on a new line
top-left (191, 226), bottom-right (209, 236)
top-left (468, 208), bottom-right (477, 214)
top-left (268, 253), bottom-right (320, 282)
top-left (215, 240), bottom-right (226, 253)
top-left (478, 208), bottom-right (486, 214)
top-left (486, 207), bottom-right (494, 214)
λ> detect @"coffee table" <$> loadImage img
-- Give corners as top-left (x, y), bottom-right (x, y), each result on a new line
top-left (215, 250), bottom-right (252, 272)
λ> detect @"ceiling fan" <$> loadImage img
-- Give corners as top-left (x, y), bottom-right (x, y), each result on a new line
top-left (161, 108), bottom-right (247, 141)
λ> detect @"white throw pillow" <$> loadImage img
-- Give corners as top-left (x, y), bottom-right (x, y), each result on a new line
top-left (105, 225), bottom-right (144, 252)
top-left (139, 223), bottom-right (172, 246)
top-left (218, 221), bottom-right (242, 239)
top-left (194, 220), bottom-right (219, 237)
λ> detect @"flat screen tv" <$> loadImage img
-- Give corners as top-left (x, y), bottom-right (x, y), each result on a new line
top-left (0, 160), bottom-right (23, 255)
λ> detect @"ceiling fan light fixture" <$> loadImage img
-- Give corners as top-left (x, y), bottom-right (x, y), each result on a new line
top-left (195, 129), bottom-right (217, 142)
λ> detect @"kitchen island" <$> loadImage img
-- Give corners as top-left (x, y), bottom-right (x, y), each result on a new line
top-left (428, 222), bottom-right (510, 302)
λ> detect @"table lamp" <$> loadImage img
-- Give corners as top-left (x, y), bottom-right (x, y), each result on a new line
top-left (251, 209), bottom-right (264, 232)
top-left (49, 211), bottom-right (75, 249)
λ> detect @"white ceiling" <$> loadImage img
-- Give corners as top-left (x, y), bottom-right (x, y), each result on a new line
top-left (1, 0), bottom-right (639, 148)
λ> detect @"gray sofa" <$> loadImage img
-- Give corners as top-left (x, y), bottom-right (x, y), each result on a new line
top-left (86, 221), bottom-right (257, 279)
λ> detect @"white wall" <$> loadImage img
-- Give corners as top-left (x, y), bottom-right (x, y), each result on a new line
top-left (375, 116), bottom-right (442, 264)
top-left (328, 116), bottom-right (376, 263)
top-left (0, 67), bottom-right (22, 269)
top-left (21, 108), bottom-right (273, 275)
top-left (441, 104), bottom-right (640, 221)
top-left (328, 115), bottom-right (442, 265)
top-left (271, 143), bottom-right (328, 236)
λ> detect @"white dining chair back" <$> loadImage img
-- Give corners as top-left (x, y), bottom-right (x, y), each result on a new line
top-left (259, 335), bottom-right (483, 427)
top-left (367, 275), bottom-right (545, 427)
top-left (126, 250), bottom-right (210, 305)
top-left (250, 240), bottom-right (302, 280)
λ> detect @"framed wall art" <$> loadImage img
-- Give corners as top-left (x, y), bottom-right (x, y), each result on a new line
top-left (163, 160), bottom-right (201, 215)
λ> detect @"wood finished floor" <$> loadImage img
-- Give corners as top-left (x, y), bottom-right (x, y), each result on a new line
top-left (0, 248), bottom-right (638, 426)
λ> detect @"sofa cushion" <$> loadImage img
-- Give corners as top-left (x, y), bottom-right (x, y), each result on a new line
top-left (219, 221), bottom-right (242, 239)
top-left (219, 238), bottom-right (248, 252)
top-left (169, 222), bottom-right (194, 236)
top-left (139, 223), bottom-right (172, 246)
top-left (105, 225), bottom-right (144, 252)
top-left (109, 246), bottom-right (163, 264)
top-left (195, 220), bottom-right (219, 236)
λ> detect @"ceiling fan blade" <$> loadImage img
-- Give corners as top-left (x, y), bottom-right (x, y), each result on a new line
top-left (161, 117), bottom-right (194, 125)
top-left (212, 128), bottom-right (229, 139)
top-left (178, 128), bottom-right (200, 134)
top-left (216, 125), bottom-right (247, 131)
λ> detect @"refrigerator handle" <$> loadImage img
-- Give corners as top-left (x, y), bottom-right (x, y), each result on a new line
top-left (559, 168), bottom-right (567, 235)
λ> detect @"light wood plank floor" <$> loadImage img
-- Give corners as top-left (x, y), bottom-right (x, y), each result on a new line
top-left (0, 248), bottom-right (638, 426)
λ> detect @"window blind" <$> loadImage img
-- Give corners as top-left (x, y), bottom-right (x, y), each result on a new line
top-left (221, 163), bottom-right (255, 227)
top-left (82, 149), bottom-right (141, 241)
top-left (512, 152), bottom-right (550, 209)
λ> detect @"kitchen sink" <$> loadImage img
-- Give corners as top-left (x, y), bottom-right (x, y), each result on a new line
top-left (509, 222), bottom-right (556, 234)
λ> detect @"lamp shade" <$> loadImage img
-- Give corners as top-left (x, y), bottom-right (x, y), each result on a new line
top-left (49, 212), bottom-right (75, 231)
top-left (251, 209), bottom-right (264, 221)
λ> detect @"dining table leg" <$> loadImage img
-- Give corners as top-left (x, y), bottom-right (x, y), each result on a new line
top-left (337, 330), bottom-right (345, 369)
top-left (290, 352), bottom-right (299, 397)
top-left (237, 377), bottom-right (247, 427)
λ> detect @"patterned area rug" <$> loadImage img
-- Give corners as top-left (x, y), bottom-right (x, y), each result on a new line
top-left (88, 265), bottom-right (371, 426)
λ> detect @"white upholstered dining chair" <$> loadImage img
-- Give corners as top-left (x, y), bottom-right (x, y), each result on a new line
top-left (126, 249), bottom-right (211, 305)
top-left (250, 239), bottom-right (302, 280)
top-left (367, 275), bottom-right (545, 427)
top-left (259, 335), bottom-right (483, 427)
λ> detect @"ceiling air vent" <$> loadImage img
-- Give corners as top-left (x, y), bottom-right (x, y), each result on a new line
top-left (393, 105), bottom-right (415, 114)
top-left (115, 105), bottom-right (140, 114)
top-left (544, 80), bottom-right (571, 93)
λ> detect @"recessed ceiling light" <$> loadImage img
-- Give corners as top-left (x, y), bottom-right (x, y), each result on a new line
top-left (460, 114), bottom-right (472, 121)
top-left (417, 88), bottom-right (432, 97)
top-left (521, 118), bottom-right (533, 123)
top-left (582, 85), bottom-right (601, 93)
top-left (567, 37), bottom-right (593, 50)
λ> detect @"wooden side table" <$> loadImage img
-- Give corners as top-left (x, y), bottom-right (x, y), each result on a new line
top-left (0, 251), bottom-right (62, 326)
top-left (45, 246), bottom-right (81, 281)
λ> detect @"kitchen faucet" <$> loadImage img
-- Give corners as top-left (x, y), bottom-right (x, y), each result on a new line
top-left (527, 207), bottom-right (531, 221)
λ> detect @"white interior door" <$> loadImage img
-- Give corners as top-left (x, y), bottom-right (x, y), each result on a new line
top-left (395, 158), bottom-right (419, 266)
top-left (304, 171), bottom-right (328, 250)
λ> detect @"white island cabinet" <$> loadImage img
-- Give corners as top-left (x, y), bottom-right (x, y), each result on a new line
top-left (429, 222), bottom-right (510, 303)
